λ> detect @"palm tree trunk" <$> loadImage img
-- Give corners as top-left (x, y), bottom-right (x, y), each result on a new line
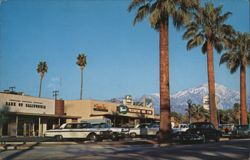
top-left (80, 68), bottom-right (83, 100)
top-left (39, 76), bottom-right (43, 97)
top-left (240, 65), bottom-right (247, 125)
top-left (159, 18), bottom-right (171, 142)
top-left (206, 39), bottom-right (218, 128)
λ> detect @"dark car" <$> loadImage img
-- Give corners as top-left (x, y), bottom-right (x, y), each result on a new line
top-left (180, 122), bottom-right (222, 144)
top-left (231, 125), bottom-right (250, 138)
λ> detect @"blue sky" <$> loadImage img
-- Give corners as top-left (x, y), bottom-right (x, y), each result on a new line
top-left (0, 0), bottom-right (249, 101)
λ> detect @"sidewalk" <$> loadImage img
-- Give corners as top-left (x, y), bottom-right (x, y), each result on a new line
top-left (0, 137), bottom-right (162, 150)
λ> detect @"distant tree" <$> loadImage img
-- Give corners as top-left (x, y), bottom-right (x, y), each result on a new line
top-left (0, 106), bottom-right (10, 137)
top-left (183, 3), bottom-right (234, 128)
top-left (76, 53), bottom-right (87, 100)
top-left (36, 61), bottom-right (48, 97)
top-left (232, 103), bottom-right (241, 125)
top-left (170, 112), bottom-right (183, 125)
top-left (220, 32), bottom-right (250, 125)
top-left (189, 104), bottom-right (210, 122)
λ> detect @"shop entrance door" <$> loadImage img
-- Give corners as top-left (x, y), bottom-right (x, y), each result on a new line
top-left (24, 123), bottom-right (34, 136)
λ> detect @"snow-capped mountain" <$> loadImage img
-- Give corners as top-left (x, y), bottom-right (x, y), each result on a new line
top-left (138, 83), bottom-right (247, 114)
top-left (107, 83), bottom-right (249, 114)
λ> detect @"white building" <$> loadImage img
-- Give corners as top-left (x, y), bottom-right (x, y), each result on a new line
top-left (203, 95), bottom-right (222, 110)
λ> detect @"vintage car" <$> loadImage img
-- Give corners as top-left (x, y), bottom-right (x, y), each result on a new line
top-left (180, 122), bottom-right (222, 143)
top-left (172, 124), bottom-right (189, 133)
top-left (231, 125), bottom-right (250, 138)
top-left (44, 122), bottom-right (112, 142)
top-left (81, 118), bottom-right (130, 140)
top-left (129, 123), bottom-right (159, 138)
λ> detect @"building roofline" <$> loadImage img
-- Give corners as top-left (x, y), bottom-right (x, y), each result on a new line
top-left (7, 112), bottom-right (80, 119)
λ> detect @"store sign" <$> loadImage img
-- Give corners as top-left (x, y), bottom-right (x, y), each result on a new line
top-left (5, 101), bottom-right (46, 109)
top-left (117, 105), bottom-right (153, 115)
top-left (117, 105), bottom-right (128, 114)
top-left (128, 108), bottom-right (153, 115)
top-left (93, 104), bottom-right (108, 112)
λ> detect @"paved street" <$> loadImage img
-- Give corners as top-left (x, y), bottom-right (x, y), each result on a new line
top-left (0, 138), bottom-right (250, 160)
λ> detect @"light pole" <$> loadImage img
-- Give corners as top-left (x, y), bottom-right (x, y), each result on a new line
top-left (187, 99), bottom-right (192, 124)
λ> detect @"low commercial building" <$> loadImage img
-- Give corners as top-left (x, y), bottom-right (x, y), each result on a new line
top-left (64, 98), bottom-right (156, 127)
top-left (0, 92), bottom-right (79, 137)
top-left (0, 92), bottom-right (158, 137)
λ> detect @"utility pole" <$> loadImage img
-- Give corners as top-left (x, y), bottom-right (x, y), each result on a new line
top-left (53, 90), bottom-right (59, 100)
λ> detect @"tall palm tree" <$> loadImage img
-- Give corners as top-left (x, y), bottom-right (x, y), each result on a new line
top-left (37, 61), bottom-right (48, 97)
top-left (76, 53), bottom-right (87, 100)
top-left (128, 0), bottom-right (199, 141)
top-left (220, 32), bottom-right (250, 125)
top-left (183, 3), bottom-right (234, 128)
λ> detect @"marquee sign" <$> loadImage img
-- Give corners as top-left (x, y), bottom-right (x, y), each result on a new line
top-left (117, 105), bottom-right (153, 115)
top-left (128, 108), bottom-right (153, 115)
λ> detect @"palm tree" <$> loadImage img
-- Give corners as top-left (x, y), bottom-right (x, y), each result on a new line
top-left (76, 53), bottom-right (87, 100)
top-left (189, 104), bottom-right (210, 122)
top-left (128, 0), bottom-right (199, 141)
top-left (183, 3), bottom-right (234, 128)
top-left (36, 61), bottom-right (48, 97)
top-left (220, 32), bottom-right (250, 125)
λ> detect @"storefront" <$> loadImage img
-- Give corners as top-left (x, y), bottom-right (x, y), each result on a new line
top-left (64, 98), bottom-right (158, 127)
top-left (0, 91), bottom-right (158, 137)
top-left (0, 92), bottom-right (79, 137)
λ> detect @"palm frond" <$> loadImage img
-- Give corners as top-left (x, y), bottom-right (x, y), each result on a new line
top-left (133, 4), bottom-right (150, 25)
top-left (201, 41), bottom-right (207, 54)
top-left (183, 27), bottom-right (198, 40)
top-left (37, 61), bottom-right (48, 74)
top-left (219, 53), bottom-right (230, 65)
top-left (76, 53), bottom-right (87, 68)
top-left (128, 0), bottom-right (147, 12)
top-left (186, 33), bottom-right (204, 50)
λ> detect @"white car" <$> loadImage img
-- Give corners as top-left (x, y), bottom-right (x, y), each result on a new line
top-left (129, 123), bottom-right (159, 138)
top-left (44, 122), bottom-right (111, 141)
top-left (172, 124), bottom-right (189, 133)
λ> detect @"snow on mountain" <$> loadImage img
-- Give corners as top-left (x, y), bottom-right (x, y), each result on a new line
top-left (139, 83), bottom-right (244, 114)
top-left (108, 83), bottom-right (249, 115)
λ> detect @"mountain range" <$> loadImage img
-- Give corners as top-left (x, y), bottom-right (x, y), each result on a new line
top-left (109, 83), bottom-right (250, 114)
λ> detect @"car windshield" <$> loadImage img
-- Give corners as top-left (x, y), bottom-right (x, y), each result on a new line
top-left (92, 123), bottom-right (110, 128)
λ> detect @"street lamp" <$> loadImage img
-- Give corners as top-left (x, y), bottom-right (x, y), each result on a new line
top-left (187, 99), bottom-right (192, 124)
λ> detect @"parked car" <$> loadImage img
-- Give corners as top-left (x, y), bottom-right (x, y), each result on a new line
top-left (231, 125), bottom-right (250, 138)
top-left (172, 124), bottom-right (189, 134)
top-left (218, 124), bottom-right (234, 138)
top-left (129, 123), bottom-right (159, 138)
top-left (44, 122), bottom-right (112, 142)
top-left (81, 118), bottom-right (130, 140)
top-left (180, 122), bottom-right (222, 144)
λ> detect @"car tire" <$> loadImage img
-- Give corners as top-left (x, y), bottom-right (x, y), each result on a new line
top-left (55, 135), bottom-right (63, 141)
top-left (130, 132), bottom-right (136, 138)
top-left (87, 133), bottom-right (97, 142)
